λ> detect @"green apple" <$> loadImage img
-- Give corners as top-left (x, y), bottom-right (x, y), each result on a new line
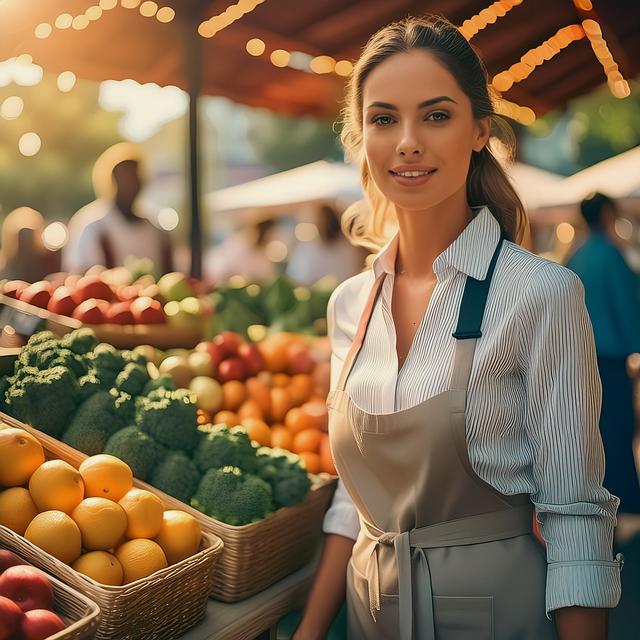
top-left (159, 355), bottom-right (193, 389)
top-left (157, 272), bottom-right (196, 302)
top-left (189, 376), bottom-right (223, 413)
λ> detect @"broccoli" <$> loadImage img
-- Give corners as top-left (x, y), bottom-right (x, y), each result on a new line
top-left (4, 365), bottom-right (80, 436)
top-left (150, 451), bottom-right (201, 504)
top-left (114, 362), bottom-right (149, 396)
top-left (110, 388), bottom-right (136, 425)
top-left (192, 424), bottom-right (258, 474)
top-left (0, 375), bottom-right (9, 413)
top-left (104, 426), bottom-right (166, 481)
top-left (142, 374), bottom-right (176, 395)
top-left (25, 330), bottom-right (58, 349)
top-left (135, 388), bottom-right (199, 453)
top-left (77, 369), bottom-right (110, 402)
top-left (62, 391), bottom-right (123, 455)
top-left (85, 343), bottom-right (124, 388)
top-left (256, 447), bottom-right (312, 508)
top-left (60, 328), bottom-right (98, 355)
top-left (191, 466), bottom-right (272, 525)
top-left (121, 349), bottom-right (147, 367)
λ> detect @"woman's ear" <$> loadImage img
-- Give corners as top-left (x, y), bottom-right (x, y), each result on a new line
top-left (473, 116), bottom-right (491, 152)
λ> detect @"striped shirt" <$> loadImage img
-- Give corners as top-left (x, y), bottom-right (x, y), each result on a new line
top-left (323, 206), bottom-right (622, 614)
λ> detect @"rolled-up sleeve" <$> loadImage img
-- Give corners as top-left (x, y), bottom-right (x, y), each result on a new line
top-left (516, 262), bottom-right (622, 616)
top-left (321, 283), bottom-right (362, 541)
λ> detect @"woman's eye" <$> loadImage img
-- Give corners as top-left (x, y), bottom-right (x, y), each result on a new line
top-left (371, 114), bottom-right (394, 126)
top-left (426, 111), bottom-right (449, 122)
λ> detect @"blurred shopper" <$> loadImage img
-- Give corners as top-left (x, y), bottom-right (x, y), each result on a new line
top-left (286, 205), bottom-right (367, 286)
top-left (205, 218), bottom-right (277, 284)
top-left (63, 143), bottom-right (173, 276)
top-left (0, 207), bottom-right (59, 281)
top-left (566, 192), bottom-right (640, 515)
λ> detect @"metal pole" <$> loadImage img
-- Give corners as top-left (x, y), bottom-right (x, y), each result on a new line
top-left (183, 3), bottom-right (203, 279)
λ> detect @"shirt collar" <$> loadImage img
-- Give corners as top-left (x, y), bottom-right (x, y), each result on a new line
top-left (371, 206), bottom-right (501, 281)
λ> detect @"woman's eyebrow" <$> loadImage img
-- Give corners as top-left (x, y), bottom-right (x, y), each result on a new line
top-left (365, 96), bottom-right (457, 110)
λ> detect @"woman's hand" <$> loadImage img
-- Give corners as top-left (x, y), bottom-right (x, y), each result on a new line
top-left (555, 606), bottom-right (609, 640)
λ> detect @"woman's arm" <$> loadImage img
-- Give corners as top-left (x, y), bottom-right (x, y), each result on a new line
top-left (516, 263), bottom-right (622, 639)
top-left (293, 534), bottom-right (355, 640)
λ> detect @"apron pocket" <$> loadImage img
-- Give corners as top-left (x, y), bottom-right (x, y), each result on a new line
top-left (433, 595), bottom-right (494, 640)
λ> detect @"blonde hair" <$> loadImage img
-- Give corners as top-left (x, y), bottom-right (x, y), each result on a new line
top-left (92, 142), bottom-right (142, 199)
top-left (339, 15), bottom-right (526, 252)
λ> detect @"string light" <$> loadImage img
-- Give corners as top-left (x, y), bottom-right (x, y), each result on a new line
top-left (495, 97), bottom-right (536, 125)
top-left (34, 23), bottom-right (52, 39)
top-left (459, 0), bottom-right (524, 41)
top-left (573, 0), bottom-right (593, 10)
top-left (582, 19), bottom-right (631, 99)
top-left (199, 0), bottom-right (266, 38)
top-left (156, 7), bottom-right (175, 23)
top-left (492, 24), bottom-right (584, 91)
top-left (246, 38), bottom-right (266, 56)
top-left (99, 0), bottom-right (118, 9)
top-left (0, 96), bottom-right (24, 120)
top-left (310, 55), bottom-right (336, 74)
top-left (57, 71), bottom-right (77, 92)
top-left (140, 1), bottom-right (158, 18)
top-left (270, 49), bottom-right (290, 67)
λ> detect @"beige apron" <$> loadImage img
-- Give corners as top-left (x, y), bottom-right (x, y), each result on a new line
top-left (327, 235), bottom-right (557, 639)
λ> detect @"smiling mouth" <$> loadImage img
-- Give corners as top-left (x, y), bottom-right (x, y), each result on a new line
top-left (389, 169), bottom-right (437, 177)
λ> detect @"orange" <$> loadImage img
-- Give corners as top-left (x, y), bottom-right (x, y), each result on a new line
top-left (237, 399), bottom-right (264, 421)
top-left (319, 434), bottom-right (337, 475)
top-left (298, 452), bottom-right (321, 475)
top-left (0, 428), bottom-right (45, 487)
top-left (71, 497), bottom-right (128, 550)
top-left (245, 377), bottom-right (271, 416)
top-left (256, 371), bottom-right (273, 388)
top-left (29, 460), bottom-right (85, 515)
top-left (288, 374), bottom-right (314, 406)
top-left (270, 388), bottom-right (293, 423)
top-left (258, 340), bottom-right (288, 373)
top-left (284, 407), bottom-right (315, 435)
top-left (154, 510), bottom-right (202, 565)
top-left (270, 426), bottom-right (293, 451)
top-left (301, 401), bottom-right (329, 433)
top-left (118, 489), bottom-right (164, 539)
top-left (292, 428), bottom-right (323, 454)
top-left (115, 539), bottom-right (168, 584)
top-left (242, 418), bottom-right (271, 447)
top-left (79, 454), bottom-right (133, 503)
top-left (24, 510), bottom-right (82, 564)
top-left (0, 487), bottom-right (38, 535)
top-left (222, 380), bottom-right (246, 411)
top-left (213, 410), bottom-right (239, 427)
top-left (312, 361), bottom-right (331, 398)
top-left (197, 409), bottom-right (212, 426)
top-left (272, 373), bottom-right (290, 389)
top-left (72, 551), bottom-right (123, 586)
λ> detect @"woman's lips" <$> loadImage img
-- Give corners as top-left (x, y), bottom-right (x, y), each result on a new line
top-left (389, 169), bottom-right (437, 187)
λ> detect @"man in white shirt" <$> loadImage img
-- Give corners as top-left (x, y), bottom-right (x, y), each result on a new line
top-left (63, 143), bottom-right (173, 276)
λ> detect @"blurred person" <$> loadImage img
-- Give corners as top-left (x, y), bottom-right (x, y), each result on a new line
top-left (286, 204), bottom-right (368, 286)
top-left (294, 16), bottom-right (620, 640)
top-left (0, 207), bottom-right (59, 281)
top-left (566, 192), bottom-right (640, 516)
top-left (204, 218), bottom-right (277, 284)
top-left (62, 142), bottom-right (173, 276)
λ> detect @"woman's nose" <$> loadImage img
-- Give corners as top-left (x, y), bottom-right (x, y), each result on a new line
top-left (397, 127), bottom-right (423, 156)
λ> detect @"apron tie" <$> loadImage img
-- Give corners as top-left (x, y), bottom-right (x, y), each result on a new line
top-left (362, 505), bottom-right (534, 640)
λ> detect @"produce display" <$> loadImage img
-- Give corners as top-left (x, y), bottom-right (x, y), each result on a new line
top-left (0, 425), bottom-right (203, 587)
top-left (1, 268), bottom-right (211, 328)
top-left (0, 553), bottom-right (67, 640)
top-left (0, 328), bottom-right (334, 528)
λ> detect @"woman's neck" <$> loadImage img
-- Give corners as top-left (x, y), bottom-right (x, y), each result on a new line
top-left (394, 190), bottom-right (474, 281)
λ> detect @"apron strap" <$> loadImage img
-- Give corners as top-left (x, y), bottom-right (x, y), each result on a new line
top-left (336, 272), bottom-right (386, 392)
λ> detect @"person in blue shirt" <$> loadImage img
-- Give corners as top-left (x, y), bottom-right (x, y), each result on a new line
top-left (566, 192), bottom-right (640, 514)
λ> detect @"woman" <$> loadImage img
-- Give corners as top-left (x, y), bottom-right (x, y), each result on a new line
top-left (293, 16), bottom-right (622, 640)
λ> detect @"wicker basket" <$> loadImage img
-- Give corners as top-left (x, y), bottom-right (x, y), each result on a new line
top-left (5, 415), bottom-right (337, 602)
top-left (0, 537), bottom-right (99, 640)
top-left (0, 414), bottom-right (225, 639)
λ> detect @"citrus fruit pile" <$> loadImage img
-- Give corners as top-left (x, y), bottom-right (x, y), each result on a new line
top-left (0, 426), bottom-right (202, 586)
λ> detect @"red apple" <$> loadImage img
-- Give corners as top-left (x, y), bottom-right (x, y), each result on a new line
top-left (0, 595), bottom-right (22, 640)
top-left (44, 272), bottom-right (67, 289)
top-left (0, 566), bottom-right (53, 613)
top-left (72, 299), bottom-right (108, 325)
top-left (105, 301), bottom-right (135, 325)
top-left (195, 342), bottom-right (226, 369)
top-left (238, 343), bottom-right (265, 377)
top-left (115, 284), bottom-right (143, 302)
top-left (72, 275), bottom-right (114, 304)
top-left (130, 297), bottom-right (165, 324)
top-left (3, 280), bottom-right (28, 300)
top-left (217, 357), bottom-right (247, 383)
top-left (47, 286), bottom-right (77, 317)
top-left (287, 343), bottom-right (314, 375)
top-left (63, 274), bottom-right (81, 289)
top-left (0, 551), bottom-right (23, 575)
top-left (213, 331), bottom-right (243, 358)
top-left (20, 609), bottom-right (66, 640)
top-left (18, 282), bottom-right (52, 309)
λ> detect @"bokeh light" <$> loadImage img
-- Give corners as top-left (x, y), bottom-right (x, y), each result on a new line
top-left (265, 240), bottom-right (288, 262)
top-left (34, 23), bottom-right (52, 39)
top-left (246, 38), bottom-right (266, 56)
top-left (157, 208), bottom-right (179, 231)
top-left (42, 222), bottom-right (69, 250)
top-left (156, 7), bottom-right (175, 22)
top-left (556, 222), bottom-right (575, 244)
top-left (1, 96), bottom-right (24, 120)
top-left (18, 132), bottom-right (42, 157)
top-left (614, 217), bottom-right (633, 241)
top-left (295, 222), bottom-right (319, 242)
top-left (57, 71), bottom-right (77, 92)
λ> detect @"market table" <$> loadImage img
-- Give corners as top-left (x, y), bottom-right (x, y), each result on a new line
top-left (181, 552), bottom-right (320, 640)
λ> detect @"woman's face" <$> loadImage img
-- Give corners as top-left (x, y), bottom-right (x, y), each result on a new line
top-left (362, 49), bottom-right (490, 213)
